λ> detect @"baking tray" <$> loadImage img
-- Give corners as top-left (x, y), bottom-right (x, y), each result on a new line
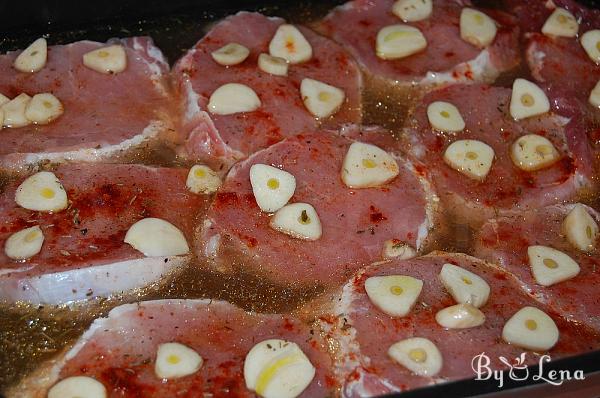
top-left (1, 1), bottom-right (600, 397)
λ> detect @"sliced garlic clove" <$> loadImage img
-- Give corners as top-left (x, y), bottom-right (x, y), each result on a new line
top-left (124, 218), bottom-right (189, 257)
top-left (270, 203), bottom-right (322, 241)
top-left (527, 245), bottom-right (580, 286)
top-left (25, 93), bottom-right (64, 125)
top-left (427, 101), bottom-right (465, 132)
top-left (460, 8), bottom-right (497, 48)
top-left (589, 80), bottom-right (600, 107)
top-left (376, 24), bottom-right (427, 60)
top-left (502, 306), bottom-right (559, 351)
top-left (208, 83), bottom-right (261, 115)
top-left (439, 263), bottom-right (490, 308)
top-left (300, 78), bottom-right (345, 119)
top-left (444, 140), bottom-right (494, 181)
top-left (392, 0), bottom-right (432, 22)
top-left (562, 204), bottom-right (598, 252)
top-left (15, 171), bottom-right (68, 212)
top-left (388, 337), bottom-right (443, 377)
top-left (83, 45), bottom-right (127, 74)
top-left (48, 376), bottom-right (107, 398)
top-left (211, 43), bottom-right (250, 66)
top-left (4, 225), bottom-right (44, 260)
top-left (542, 7), bottom-right (579, 38)
top-left (365, 275), bottom-right (423, 317)
top-left (269, 24), bottom-right (312, 64)
top-left (581, 30), bottom-right (600, 64)
top-left (510, 134), bottom-right (559, 171)
top-left (2, 93), bottom-right (31, 128)
top-left (186, 165), bottom-right (221, 194)
top-left (0, 93), bottom-right (10, 106)
top-left (14, 38), bottom-right (47, 73)
top-left (382, 240), bottom-right (417, 260)
top-left (435, 303), bottom-right (485, 329)
top-left (250, 164), bottom-right (296, 212)
top-left (244, 339), bottom-right (315, 398)
top-left (509, 78), bottom-right (550, 120)
top-left (341, 142), bottom-right (399, 189)
top-left (155, 342), bottom-right (203, 379)
top-left (258, 53), bottom-right (288, 76)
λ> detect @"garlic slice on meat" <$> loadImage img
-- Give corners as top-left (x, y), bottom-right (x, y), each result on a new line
top-left (510, 134), bottom-right (559, 171)
top-left (341, 142), bottom-right (399, 188)
top-left (542, 7), bottom-right (579, 38)
top-left (14, 38), bottom-right (47, 73)
top-left (208, 83), bottom-right (261, 115)
top-left (376, 24), bottom-right (427, 60)
top-left (300, 78), bottom-right (345, 119)
top-left (581, 30), bottom-right (600, 64)
top-left (15, 171), bottom-right (68, 212)
top-left (48, 376), bottom-right (107, 398)
top-left (502, 306), bottom-right (559, 351)
top-left (25, 93), bottom-right (64, 124)
top-left (0, 93), bottom-right (10, 106)
top-left (250, 164), bottom-right (296, 213)
top-left (460, 8), bottom-right (497, 48)
top-left (562, 204), bottom-right (598, 252)
top-left (270, 203), bottom-right (322, 241)
top-left (427, 101), bottom-right (465, 132)
top-left (388, 337), bottom-right (443, 377)
top-left (365, 275), bottom-right (423, 317)
top-left (244, 339), bottom-right (315, 398)
top-left (444, 140), bottom-right (494, 181)
top-left (2, 93), bottom-right (31, 128)
top-left (269, 24), bottom-right (312, 64)
top-left (186, 165), bottom-right (221, 194)
top-left (155, 342), bottom-right (203, 379)
top-left (589, 80), bottom-right (600, 107)
top-left (211, 43), bottom-right (250, 66)
top-left (527, 245), bottom-right (580, 286)
top-left (258, 53), bottom-right (288, 76)
top-left (509, 78), bottom-right (550, 120)
top-left (392, 0), bottom-right (432, 22)
top-left (4, 226), bottom-right (44, 260)
top-left (435, 303), bottom-right (485, 329)
top-left (83, 45), bottom-right (127, 74)
top-left (439, 263), bottom-right (490, 308)
top-left (124, 218), bottom-right (189, 257)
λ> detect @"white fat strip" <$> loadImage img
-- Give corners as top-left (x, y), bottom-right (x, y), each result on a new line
top-left (420, 50), bottom-right (498, 85)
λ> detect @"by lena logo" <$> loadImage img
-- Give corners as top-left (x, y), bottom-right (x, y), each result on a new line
top-left (471, 352), bottom-right (585, 388)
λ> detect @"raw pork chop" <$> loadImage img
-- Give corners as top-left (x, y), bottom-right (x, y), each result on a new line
top-left (9, 299), bottom-right (336, 398)
top-left (0, 37), bottom-right (174, 170)
top-left (0, 164), bottom-right (207, 304)
top-left (201, 127), bottom-right (437, 288)
top-left (504, 0), bottom-right (600, 34)
top-left (403, 84), bottom-right (593, 228)
top-left (317, 0), bottom-right (519, 86)
top-left (317, 252), bottom-right (600, 397)
top-left (173, 12), bottom-right (362, 167)
top-left (473, 204), bottom-right (600, 332)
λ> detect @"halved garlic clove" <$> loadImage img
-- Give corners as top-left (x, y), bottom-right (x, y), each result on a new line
top-left (542, 7), bottom-right (579, 38)
top-left (124, 218), bottom-right (189, 257)
top-left (460, 8), bottom-right (497, 48)
top-left (439, 263), bottom-right (490, 308)
top-left (300, 78), bottom-right (345, 119)
top-left (376, 24), bottom-right (427, 60)
top-left (527, 245), bottom-right (580, 286)
top-left (392, 0), bottom-right (432, 22)
top-left (4, 225), bottom-right (44, 260)
top-left (427, 101), bottom-right (465, 132)
top-left (382, 240), bottom-right (417, 260)
top-left (581, 30), bottom-right (600, 64)
top-left (365, 275), bottom-right (423, 317)
top-left (589, 80), bottom-right (600, 107)
top-left (502, 306), bottom-right (559, 351)
top-left (562, 204), bottom-right (598, 252)
top-left (2, 93), bottom-right (32, 128)
top-left (510, 134), bottom-right (559, 171)
top-left (269, 24), bottom-right (312, 64)
top-left (270, 203), bottom-right (322, 241)
top-left (258, 53), bottom-right (288, 76)
top-left (250, 164), bottom-right (296, 213)
top-left (186, 165), bottom-right (221, 194)
top-left (388, 337), bottom-right (443, 377)
top-left (444, 139), bottom-right (494, 181)
top-left (509, 78), bottom-right (550, 120)
top-left (155, 342), bottom-right (203, 379)
top-left (48, 376), bottom-right (107, 398)
top-left (211, 43), bottom-right (250, 66)
top-left (25, 93), bottom-right (64, 124)
top-left (83, 45), bottom-right (127, 74)
top-left (15, 171), bottom-right (68, 212)
top-left (244, 339), bottom-right (315, 398)
top-left (208, 83), bottom-right (261, 115)
top-left (341, 142), bottom-right (399, 189)
top-left (435, 303), bottom-right (485, 329)
top-left (14, 38), bottom-right (47, 73)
